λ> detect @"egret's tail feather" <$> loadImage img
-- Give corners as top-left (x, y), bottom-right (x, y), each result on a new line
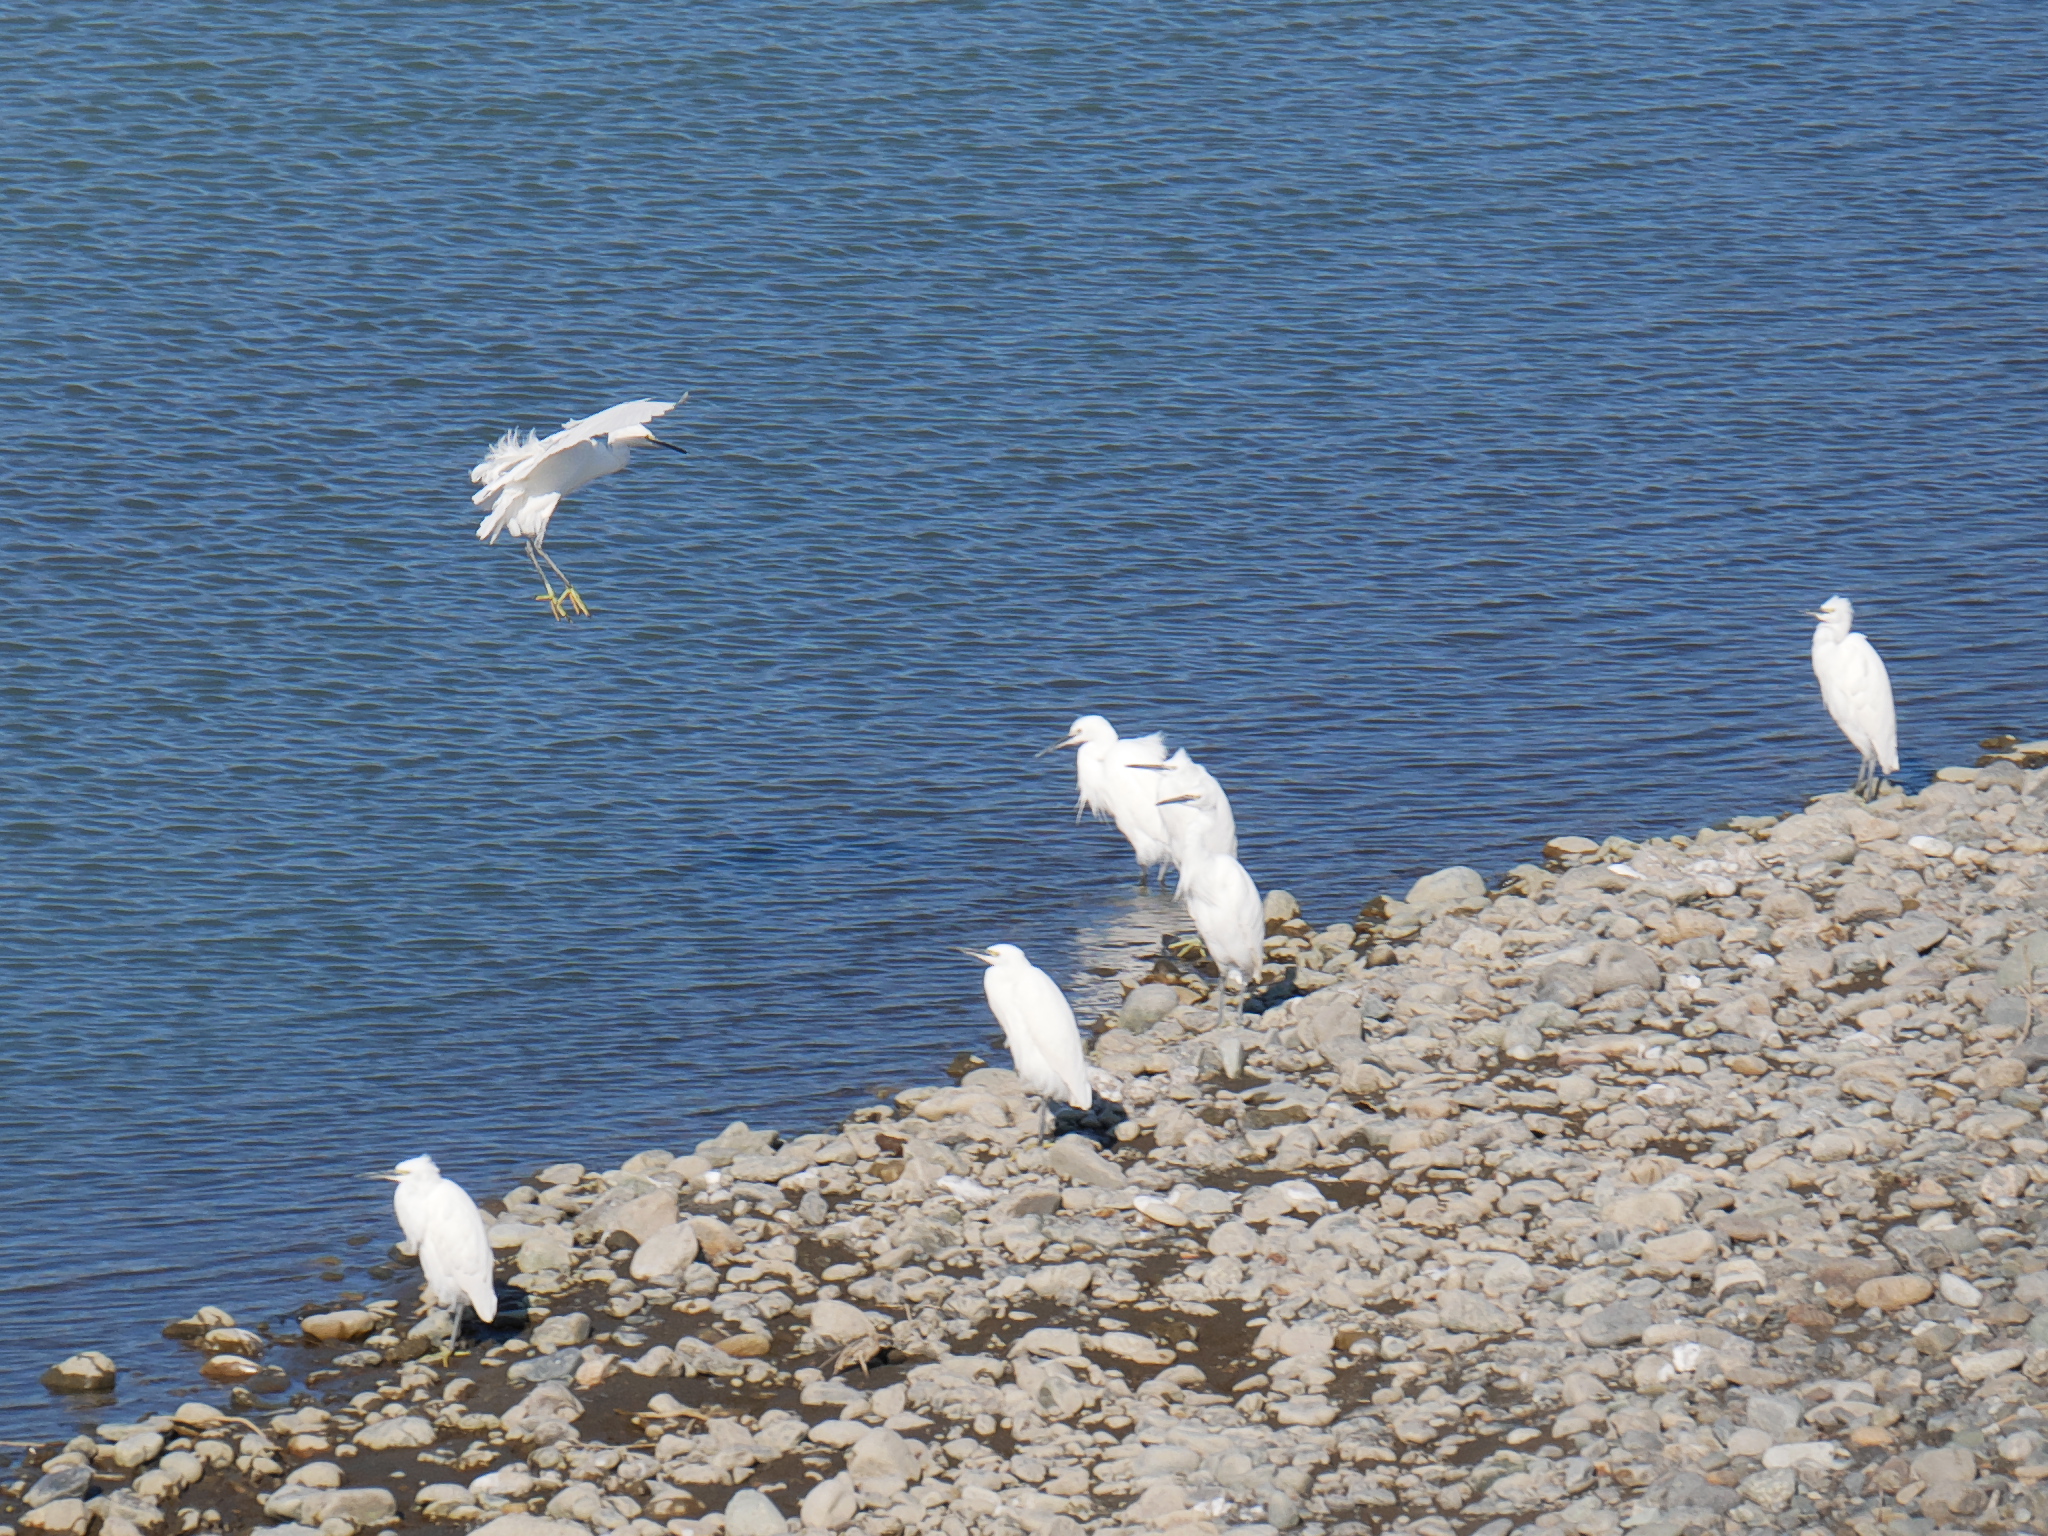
top-left (469, 427), bottom-right (544, 487)
top-left (476, 491), bottom-right (560, 546)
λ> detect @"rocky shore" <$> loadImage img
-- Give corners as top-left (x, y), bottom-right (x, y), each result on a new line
top-left (10, 751), bottom-right (2048, 1536)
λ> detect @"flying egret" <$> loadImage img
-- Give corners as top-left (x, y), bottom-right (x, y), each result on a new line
top-left (1809, 595), bottom-right (1899, 799)
top-left (470, 396), bottom-right (688, 620)
top-left (1145, 748), bottom-right (1238, 873)
top-left (961, 943), bottom-right (1092, 1132)
top-left (374, 1155), bottom-right (498, 1361)
top-left (1177, 850), bottom-right (1264, 1026)
top-left (1042, 715), bottom-right (1173, 883)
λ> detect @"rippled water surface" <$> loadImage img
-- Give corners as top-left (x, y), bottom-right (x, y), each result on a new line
top-left (3, 0), bottom-right (2044, 1432)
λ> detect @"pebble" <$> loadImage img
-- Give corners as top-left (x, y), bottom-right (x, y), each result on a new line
top-left (37, 1352), bottom-right (116, 1392)
top-left (16, 763), bottom-right (2048, 1536)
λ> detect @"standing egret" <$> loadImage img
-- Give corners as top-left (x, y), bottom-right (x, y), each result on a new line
top-left (470, 396), bottom-right (688, 619)
top-left (1042, 715), bottom-right (1173, 883)
top-left (1810, 596), bottom-right (1899, 799)
top-left (961, 943), bottom-right (1092, 1132)
top-left (1146, 748), bottom-right (1238, 873)
top-left (374, 1155), bottom-right (498, 1361)
top-left (1177, 850), bottom-right (1264, 1026)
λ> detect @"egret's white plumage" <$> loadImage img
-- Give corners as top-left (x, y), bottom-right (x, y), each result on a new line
top-left (965, 943), bottom-right (1093, 1112)
top-left (1179, 850), bottom-right (1264, 1024)
top-left (1810, 595), bottom-right (1899, 799)
top-left (1047, 715), bottom-right (1173, 879)
top-left (378, 1155), bottom-right (497, 1355)
top-left (469, 396), bottom-right (687, 619)
top-left (1150, 748), bottom-right (1237, 871)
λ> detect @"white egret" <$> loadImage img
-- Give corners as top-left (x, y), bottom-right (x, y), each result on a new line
top-left (1042, 715), bottom-right (1173, 882)
top-left (470, 396), bottom-right (688, 619)
top-left (1177, 850), bottom-right (1264, 1026)
top-left (1147, 748), bottom-right (1238, 872)
top-left (374, 1155), bottom-right (498, 1361)
top-left (1809, 596), bottom-right (1899, 799)
top-left (961, 943), bottom-right (1092, 1130)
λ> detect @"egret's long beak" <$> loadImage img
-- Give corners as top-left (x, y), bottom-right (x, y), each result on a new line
top-left (1158, 792), bottom-right (1199, 805)
top-left (1805, 610), bottom-right (1826, 620)
top-left (1129, 763), bottom-right (1166, 772)
top-left (364, 1173), bottom-right (403, 1182)
top-left (1035, 736), bottom-right (1081, 758)
top-left (644, 434), bottom-right (688, 455)
top-left (956, 947), bottom-right (998, 966)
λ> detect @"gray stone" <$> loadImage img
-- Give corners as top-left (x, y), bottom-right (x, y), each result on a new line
top-left (24, 1465), bottom-right (94, 1509)
top-left (531, 1312), bottom-right (591, 1352)
top-left (1987, 993), bottom-right (2032, 1034)
top-left (39, 1352), bottom-right (116, 1392)
top-left (1048, 1135), bottom-right (1127, 1189)
top-left (514, 1232), bottom-right (573, 1275)
top-left (499, 1382), bottom-right (583, 1439)
top-left (20, 1498), bottom-right (92, 1535)
top-left (723, 1487), bottom-right (788, 1535)
top-left (1405, 866), bottom-right (1486, 911)
top-left (628, 1220), bottom-right (700, 1281)
top-left (1833, 883), bottom-right (1904, 926)
top-left (353, 1414), bottom-right (435, 1450)
top-left (506, 1350), bottom-right (580, 1384)
top-left (1119, 983), bottom-right (1182, 1029)
top-left (1911, 1446), bottom-right (1977, 1484)
top-left (1262, 889), bottom-right (1301, 924)
top-left (1535, 964), bottom-right (1597, 1007)
top-left (1579, 1299), bottom-right (1654, 1347)
top-left (809, 1299), bottom-right (876, 1345)
top-left (471, 1518), bottom-right (592, 1536)
top-left (1736, 1467), bottom-right (1797, 1513)
top-left (574, 1184), bottom-right (676, 1241)
top-left (1294, 992), bottom-right (1366, 1066)
top-left (1500, 1016), bottom-right (1546, 1060)
top-left (798, 1473), bottom-right (858, 1531)
top-left (1438, 1292), bottom-right (1519, 1336)
top-left (1592, 941), bottom-right (1662, 995)
top-left (694, 1121), bottom-right (778, 1167)
top-left (846, 1426), bottom-right (921, 1483)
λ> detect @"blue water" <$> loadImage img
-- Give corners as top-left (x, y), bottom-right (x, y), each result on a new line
top-left (3, 0), bottom-right (2043, 1434)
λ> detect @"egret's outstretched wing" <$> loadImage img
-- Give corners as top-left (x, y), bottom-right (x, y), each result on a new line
top-left (469, 396), bottom-right (686, 500)
top-left (555, 396), bottom-right (685, 444)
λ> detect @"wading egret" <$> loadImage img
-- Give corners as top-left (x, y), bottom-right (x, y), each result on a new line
top-left (375, 1155), bottom-right (497, 1361)
top-left (1177, 851), bottom-right (1264, 1026)
top-left (470, 396), bottom-right (688, 619)
top-left (1809, 596), bottom-right (1899, 799)
top-left (962, 944), bottom-right (1092, 1131)
top-left (1146, 748), bottom-right (1238, 872)
top-left (1042, 715), bottom-right (1172, 882)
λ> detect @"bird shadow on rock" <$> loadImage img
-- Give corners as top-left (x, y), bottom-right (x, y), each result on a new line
top-left (1052, 1099), bottom-right (1129, 1149)
top-left (474, 1286), bottom-right (531, 1344)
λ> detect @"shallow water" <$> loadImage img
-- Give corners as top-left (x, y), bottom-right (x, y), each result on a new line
top-left (3, 0), bottom-right (2044, 1433)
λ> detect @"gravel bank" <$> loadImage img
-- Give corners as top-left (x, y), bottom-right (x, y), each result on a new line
top-left (10, 753), bottom-right (2048, 1536)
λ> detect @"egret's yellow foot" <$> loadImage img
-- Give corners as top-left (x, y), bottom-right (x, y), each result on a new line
top-left (1167, 935), bottom-right (1210, 962)
top-left (559, 586), bottom-right (591, 617)
top-left (532, 589), bottom-right (567, 620)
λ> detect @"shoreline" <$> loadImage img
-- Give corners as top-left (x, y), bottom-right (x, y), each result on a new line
top-left (7, 749), bottom-right (2048, 1536)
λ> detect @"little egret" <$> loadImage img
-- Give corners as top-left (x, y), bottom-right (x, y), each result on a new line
top-left (470, 396), bottom-right (688, 619)
top-left (1810, 596), bottom-right (1899, 799)
top-left (1147, 748), bottom-right (1238, 872)
top-left (962, 943), bottom-right (1093, 1131)
top-left (1043, 715), bottom-right (1173, 882)
top-left (375, 1155), bottom-right (498, 1361)
top-left (1177, 850), bottom-right (1264, 1026)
